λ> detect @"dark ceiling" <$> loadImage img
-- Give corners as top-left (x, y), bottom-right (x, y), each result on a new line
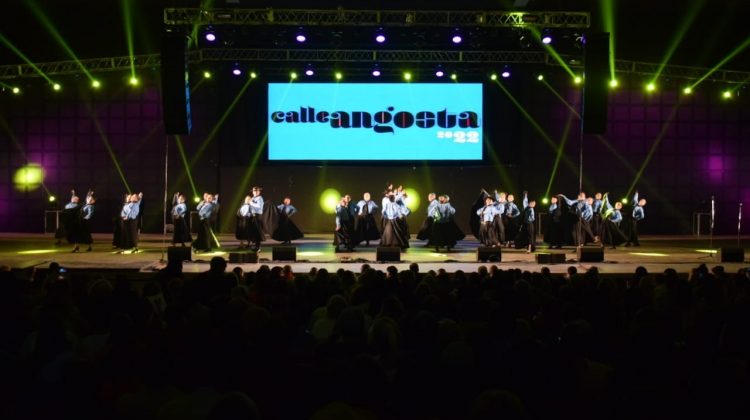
top-left (1, 0), bottom-right (748, 71)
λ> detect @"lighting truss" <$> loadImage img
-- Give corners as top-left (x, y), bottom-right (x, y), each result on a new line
top-left (1, 49), bottom-right (749, 85)
top-left (163, 8), bottom-right (591, 29)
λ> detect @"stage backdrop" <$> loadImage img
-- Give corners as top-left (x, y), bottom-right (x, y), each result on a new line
top-left (1, 73), bottom-right (748, 236)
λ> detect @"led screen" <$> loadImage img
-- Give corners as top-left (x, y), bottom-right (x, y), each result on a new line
top-left (268, 83), bottom-right (483, 160)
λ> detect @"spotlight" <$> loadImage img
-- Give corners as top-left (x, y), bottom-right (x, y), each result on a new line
top-left (490, 73), bottom-right (497, 81)
top-left (205, 32), bottom-right (216, 42)
top-left (305, 69), bottom-right (314, 76)
top-left (573, 76), bottom-right (582, 84)
top-left (621, 198), bottom-right (628, 204)
top-left (250, 71), bottom-right (257, 79)
top-left (194, 196), bottom-right (201, 203)
top-left (91, 80), bottom-right (101, 89)
top-left (12, 86), bottom-right (21, 94)
top-left (542, 197), bottom-right (549, 205)
top-left (203, 71), bottom-right (212, 79)
top-left (683, 86), bottom-right (693, 95)
top-left (49, 195), bottom-right (56, 202)
top-left (52, 83), bottom-right (61, 91)
top-left (501, 70), bottom-right (511, 78)
top-left (295, 28), bottom-right (306, 43)
top-left (335, 72), bottom-right (343, 80)
top-left (537, 74), bottom-right (544, 81)
top-left (129, 77), bottom-right (139, 86)
top-left (645, 82), bottom-right (656, 92)
top-left (722, 90), bottom-right (732, 99)
top-left (375, 28), bottom-right (386, 43)
top-left (435, 70), bottom-right (444, 77)
top-left (290, 71), bottom-right (298, 80)
top-left (403, 72), bottom-right (412, 81)
top-left (609, 79), bottom-right (619, 88)
top-left (232, 68), bottom-right (242, 76)
top-left (450, 73), bottom-right (457, 80)
top-left (541, 35), bottom-right (552, 44)
top-left (452, 34), bottom-right (462, 44)
top-left (372, 66), bottom-right (381, 77)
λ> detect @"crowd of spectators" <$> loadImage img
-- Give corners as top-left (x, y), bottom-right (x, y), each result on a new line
top-left (1, 258), bottom-right (749, 419)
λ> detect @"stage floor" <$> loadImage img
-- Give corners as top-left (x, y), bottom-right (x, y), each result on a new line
top-left (1, 233), bottom-right (747, 275)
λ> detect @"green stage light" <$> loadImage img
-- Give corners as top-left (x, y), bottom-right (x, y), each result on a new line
top-left (194, 196), bottom-right (201, 203)
top-left (542, 197), bottom-right (549, 205)
top-left (403, 188), bottom-right (421, 212)
top-left (290, 71), bottom-right (298, 80)
top-left (537, 74), bottom-right (544, 81)
top-left (621, 197), bottom-right (628, 204)
top-left (403, 72), bottom-right (412, 81)
top-left (490, 73), bottom-right (498, 81)
top-left (696, 249), bottom-right (718, 254)
top-left (18, 249), bottom-right (57, 255)
top-left (450, 73), bottom-right (457, 80)
top-left (52, 83), bottom-right (61, 91)
top-left (48, 195), bottom-right (56, 202)
top-left (91, 80), bottom-right (101, 89)
top-left (573, 76), bottom-right (582, 85)
top-left (298, 251), bottom-right (324, 257)
top-left (319, 188), bottom-right (341, 215)
top-left (609, 79), bottom-right (619, 88)
top-left (14, 164), bottom-right (44, 191)
top-left (630, 252), bottom-right (669, 257)
top-left (646, 82), bottom-right (656, 92)
top-left (335, 72), bottom-right (343, 80)
top-left (12, 86), bottom-right (20, 94)
top-left (129, 77), bottom-right (139, 86)
top-left (250, 72), bottom-right (257, 79)
top-left (722, 90), bottom-right (732, 99)
top-left (203, 71), bottom-right (212, 79)
top-left (683, 86), bottom-right (693, 95)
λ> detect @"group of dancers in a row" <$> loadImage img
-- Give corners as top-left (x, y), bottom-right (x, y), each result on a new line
top-left (53, 184), bottom-right (647, 254)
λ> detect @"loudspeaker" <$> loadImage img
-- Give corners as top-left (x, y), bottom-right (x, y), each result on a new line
top-left (376, 247), bottom-right (401, 262)
top-left (582, 32), bottom-right (610, 134)
top-left (477, 247), bottom-right (502, 262)
top-left (167, 246), bottom-right (192, 262)
top-left (719, 247), bottom-right (745, 263)
top-left (161, 30), bottom-right (192, 135)
top-left (536, 252), bottom-right (566, 264)
top-left (228, 251), bottom-right (258, 264)
top-left (272, 246), bottom-right (297, 261)
top-left (577, 246), bottom-right (604, 262)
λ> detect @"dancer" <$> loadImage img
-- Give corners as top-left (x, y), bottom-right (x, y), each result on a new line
top-left (235, 195), bottom-right (254, 249)
top-left (119, 192), bottom-right (143, 253)
top-left (544, 196), bottom-right (564, 249)
top-left (514, 191), bottom-right (536, 252)
top-left (493, 190), bottom-right (507, 245)
top-left (600, 193), bottom-right (628, 249)
top-left (624, 191), bottom-right (646, 247)
top-left (591, 192), bottom-right (604, 238)
top-left (246, 187), bottom-right (265, 250)
top-left (354, 192), bottom-right (380, 246)
top-left (194, 193), bottom-right (220, 252)
top-left (417, 192), bottom-right (438, 243)
top-left (334, 196), bottom-right (355, 252)
top-left (504, 193), bottom-right (521, 246)
top-left (395, 188), bottom-right (411, 247)
top-left (380, 190), bottom-right (409, 250)
top-left (560, 192), bottom-right (595, 246)
top-left (72, 190), bottom-right (95, 252)
top-left (171, 193), bottom-right (192, 247)
top-left (273, 197), bottom-right (304, 244)
top-left (428, 194), bottom-right (465, 251)
top-left (584, 197), bottom-right (599, 243)
top-left (55, 190), bottom-right (80, 245)
top-left (476, 195), bottom-right (501, 247)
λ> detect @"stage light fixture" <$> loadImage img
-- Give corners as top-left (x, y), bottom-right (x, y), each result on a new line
top-left (609, 79), bottom-right (619, 88)
top-left (52, 83), bottom-right (61, 91)
top-left (537, 74), bottom-right (544, 81)
top-left (129, 77), bottom-right (139, 86)
top-left (375, 28), bottom-right (386, 43)
top-left (722, 90), bottom-right (732, 99)
top-left (232, 68), bottom-right (242, 76)
top-left (13, 164), bottom-right (44, 191)
top-left (451, 29), bottom-right (462, 44)
top-left (621, 197), bottom-right (628, 204)
top-left (12, 86), bottom-right (21, 94)
top-left (683, 86), bottom-right (693, 95)
top-left (501, 68), bottom-right (511, 78)
top-left (194, 196), bottom-right (201, 203)
top-left (290, 71), bottom-right (298, 80)
top-left (573, 75), bottom-right (582, 84)
top-left (205, 32), bottom-right (216, 42)
top-left (490, 73), bottom-right (497, 80)
top-left (305, 69), bottom-right (314, 76)
top-left (541, 30), bottom-right (553, 44)
top-left (203, 71), bottom-right (212, 79)
top-left (319, 188), bottom-right (341, 215)
top-left (49, 195), bottom-right (56, 202)
top-left (295, 28), bottom-right (306, 43)
top-left (335, 72), bottom-right (343, 80)
top-left (372, 67), bottom-right (381, 77)
top-left (435, 70), bottom-right (444, 77)
top-left (403, 72), bottom-right (412, 81)
top-left (450, 73), bottom-right (457, 80)
top-left (542, 197), bottom-right (549, 204)
top-left (646, 82), bottom-right (656, 92)
top-left (250, 71), bottom-right (257, 79)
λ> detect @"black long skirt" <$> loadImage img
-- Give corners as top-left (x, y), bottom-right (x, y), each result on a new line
top-left (493, 214), bottom-right (506, 244)
top-left (172, 216), bottom-right (192, 244)
top-left (194, 219), bottom-right (220, 251)
top-left (333, 220), bottom-right (355, 248)
top-left (272, 213), bottom-right (304, 242)
top-left (74, 218), bottom-right (93, 245)
top-left (544, 217), bottom-right (564, 246)
top-left (381, 218), bottom-right (409, 248)
top-left (428, 220), bottom-right (465, 248)
top-left (416, 217), bottom-right (433, 241)
top-left (601, 220), bottom-right (627, 246)
top-left (354, 214), bottom-right (380, 244)
top-left (118, 219), bottom-right (139, 249)
top-left (56, 208), bottom-right (79, 243)
top-left (514, 222), bottom-right (536, 250)
top-left (478, 222), bottom-right (499, 246)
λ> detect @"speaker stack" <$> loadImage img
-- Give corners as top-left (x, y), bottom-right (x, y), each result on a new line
top-left (161, 30), bottom-right (192, 135)
top-left (376, 247), bottom-right (401, 262)
top-left (476, 247), bottom-right (502, 262)
top-left (582, 32), bottom-right (610, 135)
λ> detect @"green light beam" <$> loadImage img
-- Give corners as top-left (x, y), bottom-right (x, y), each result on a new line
top-left (527, 26), bottom-right (576, 78)
top-left (599, 0), bottom-right (616, 79)
top-left (189, 0), bottom-right (215, 48)
top-left (691, 36), bottom-right (750, 88)
top-left (174, 135), bottom-right (199, 199)
top-left (219, 133), bottom-right (268, 232)
top-left (85, 103), bottom-right (132, 192)
top-left (120, 0), bottom-right (135, 78)
top-left (653, 0), bottom-right (705, 81)
top-left (24, 0), bottom-right (94, 81)
top-left (483, 134), bottom-right (516, 194)
top-left (0, 33), bottom-right (54, 84)
top-left (626, 101), bottom-right (682, 197)
top-left (545, 112), bottom-right (574, 199)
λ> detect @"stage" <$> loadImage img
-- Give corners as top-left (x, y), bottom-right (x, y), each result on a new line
top-left (1, 233), bottom-right (747, 276)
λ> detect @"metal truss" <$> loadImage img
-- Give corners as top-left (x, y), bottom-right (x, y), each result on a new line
top-left (1, 48), bottom-right (748, 85)
top-left (163, 8), bottom-right (590, 29)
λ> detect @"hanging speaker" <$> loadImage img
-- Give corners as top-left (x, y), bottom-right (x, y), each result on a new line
top-left (582, 32), bottom-right (610, 135)
top-left (161, 30), bottom-right (192, 135)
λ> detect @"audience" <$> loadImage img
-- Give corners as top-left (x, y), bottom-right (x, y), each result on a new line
top-left (1, 261), bottom-right (749, 419)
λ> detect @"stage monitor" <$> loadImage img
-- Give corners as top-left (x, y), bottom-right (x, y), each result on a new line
top-left (267, 83), bottom-right (483, 161)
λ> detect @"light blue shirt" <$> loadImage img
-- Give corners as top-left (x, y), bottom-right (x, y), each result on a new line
top-left (82, 204), bottom-right (95, 220)
top-left (65, 202), bottom-right (79, 210)
top-left (239, 203), bottom-right (251, 217)
top-left (381, 197), bottom-right (403, 220)
top-left (592, 199), bottom-right (603, 213)
top-left (198, 201), bottom-right (217, 220)
top-left (121, 200), bottom-right (141, 220)
top-left (355, 200), bottom-right (378, 215)
top-left (277, 204), bottom-right (297, 216)
top-left (430, 202), bottom-right (456, 222)
top-left (250, 196), bottom-right (264, 215)
top-left (633, 192), bottom-right (645, 220)
top-left (506, 202), bottom-right (520, 218)
top-left (477, 204), bottom-right (499, 223)
top-left (335, 204), bottom-right (351, 228)
top-left (426, 199), bottom-right (439, 216)
top-left (172, 203), bottom-right (187, 218)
